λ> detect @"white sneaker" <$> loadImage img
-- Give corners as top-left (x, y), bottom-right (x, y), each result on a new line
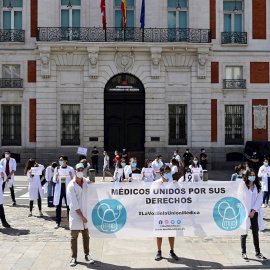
top-left (85, 254), bottom-right (94, 264)
top-left (54, 224), bottom-right (59, 229)
top-left (100, 178), bottom-right (105, 182)
top-left (262, 204), bottom-right (267, 208)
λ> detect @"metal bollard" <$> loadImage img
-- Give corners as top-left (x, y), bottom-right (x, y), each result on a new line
top-left (203, 170), bottom-right (208, 181)
top-left (89, 169), bottom-right (95, 182)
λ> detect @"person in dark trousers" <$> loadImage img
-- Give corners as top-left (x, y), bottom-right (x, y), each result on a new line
top-left (199, 148), bottom-right (208, 170)
top-left (0, 165), bottom-right (10, 228)
top-left (53, 155), bottom-right (75, 229)
top-left (251, 150), bottom-right (260, 173)
top-left (91, 146), bottom-right (99, 174)
top-left (240, 169), bottom-right (267, 262)
top-left (182, 149), bottom-right (193, 173)
top-left (0, 150), bottom-right (16, 206)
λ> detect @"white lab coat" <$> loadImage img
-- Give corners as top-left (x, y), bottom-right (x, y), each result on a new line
top-left (258, 165), bottom-right (270, 192)
top-left (152, 160), bottom-right (163, 180)
top-left (0, 166), bottom-right (7, 205)
top-left (124, 165), bottom-right (132, 179)
top-left (53, 165), bottom-right (75, 206)
top-left (67, 177), bottom-right (90, 230)
top-left (178, 173), bottom-right (193, 183)
top-left (0, 158), bottom-right (16, 185)
top-left (189, 165), bottom-right (203, 182)
top-left (27, 165), bottom-right (45, 201)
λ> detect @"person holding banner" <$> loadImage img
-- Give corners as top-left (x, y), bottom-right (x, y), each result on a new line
top-left (258, 158), bottom-right (270, 208)
top-left (241, 169), bottom-right (267, 262)
top-left (24, 159), bottom-right (45, 217)
top-left (178, 167), bottom-right (193, 182)
top-left (142, 159), bottom-right (156, 182)
top-left (152, 155), bottom-right (163, 180)
top-left (67, 163), bottom-right (94, 267)
top-left (53, 155), bottom-right (75, 229)
top-left (113, 158), bottom-right (126, 182)
top-left (155, 165), bottom-right (178, 261)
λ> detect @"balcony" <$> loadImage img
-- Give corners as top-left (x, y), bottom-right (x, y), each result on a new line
top-left (0, 78), bottom-right (23, 88)
top-left (0, 29), bottom-right (25, 42)
top-left (221, 32), bottom-right (247, 45)
top-left (37, 27), bottom-right (211, 43)
top-left (223, 79), bottom-right (246, 89)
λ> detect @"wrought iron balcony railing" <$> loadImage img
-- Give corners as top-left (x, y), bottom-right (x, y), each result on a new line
top-left (37, 27), bottom-right (211, 43)
top-left (221, 32), bottom-right (247, 44)
top-left (0, 29), bottom-right (25, 42)
top-left (223, 79), bottom-right (246, 89)
top-left (0, 78), bottom-right (23, 88)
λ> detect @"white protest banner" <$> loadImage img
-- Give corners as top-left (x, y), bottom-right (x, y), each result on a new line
top-left (30, 167), bottom-right (43, 175)
top-left (77, 147), bottom-right (87, 156)
top-left (87, 181), bottom-right (249, 238)
top-left (144, 168), bottom-right (153, 174)
top-left (132, 173), bottom-right (142, 181)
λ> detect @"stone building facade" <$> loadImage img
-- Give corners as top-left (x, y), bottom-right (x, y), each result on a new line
top-left (0, 0), bottom-right (269, 168)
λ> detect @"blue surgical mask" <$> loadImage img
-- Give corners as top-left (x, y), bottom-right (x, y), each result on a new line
top-left (246, 167), bottom-right (249, 171)
top-left (194, 160), bottom-right (198, 164)
top-left (149, 163), bottom-right (152, 167)
top-left (59, 160), bottom-right (64, 166)
top-left (248, 176), bottom-right (256, 182)
top-left (159, 159), bottom-right (162, 162)
top-left (164, 173), bottom-right (171, 180)
top-left (132, 162), bottom-right (137, 168)
top-left (186, 172), bottom-right (191, 175)
top-left (264, 162), bottom-right (268, 166)
top-left (121, 162), bottom-right (126, 167)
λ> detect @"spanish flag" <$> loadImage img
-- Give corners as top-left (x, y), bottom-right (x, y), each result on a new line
top-left (121, 0), bottom-right (127, 28)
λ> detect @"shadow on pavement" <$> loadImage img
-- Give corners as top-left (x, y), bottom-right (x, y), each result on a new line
top-left (0, 227), bottom-right (30, 236)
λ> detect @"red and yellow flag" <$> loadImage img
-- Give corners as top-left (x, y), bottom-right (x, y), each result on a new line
top-left (121, 0), bottom-right (127, 28)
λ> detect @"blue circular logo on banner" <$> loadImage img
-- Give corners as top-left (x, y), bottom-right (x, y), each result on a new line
top-left (213, 197), bottom-right (246, 231)
top-left (92, 199), bottom-right (127, 234)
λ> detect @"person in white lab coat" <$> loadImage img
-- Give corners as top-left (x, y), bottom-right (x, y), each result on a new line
top-left (45, 162), bottom-right (57, 207)
top-left (67, 163), bottom-right (94, 267)
top-left (258, 158), bottom-right (270, 207)
top-left (152, 155), bottom-right (163, 180)
top-left (24, 159), bottom-right (45, 217)
top-left (240, 169), bottom-right (267, 262)
top-left (0, 150), bottom-right (17, 205)
top-left (53, 155), bottom-right (75, 229)
top-left (0, 165), bottom-right (10, 228)
top-left (189, 157), bottom-right (203, 182)
top-left (141, 159), bottom-right (156, 182)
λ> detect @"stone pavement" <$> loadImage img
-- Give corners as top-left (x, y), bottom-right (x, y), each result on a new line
top-left (0, 171), bottom-right (270, 269)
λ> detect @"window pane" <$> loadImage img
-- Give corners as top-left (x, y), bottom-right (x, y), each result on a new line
top-left (179, 11), bottom-right (187, 28)
top-left (61, 10), bottom-right (69, 27)
top-left (3, 11), bottom-right (11, 29)
top-left (224, 13), bottom-right (231, 32)
top-left (3, 0), bottom-right (23, 7)
top-left (223, 1), bottom-right (242, 10)
top-left (61, 0), bottom-right (81, 6)
top-left (14, 11), bottom-right (22, 29)
top-left (234, 14), bottom-right (242, 32)
top-left (3, 66), bottom-right (20, 78)
top-left (115, 10), bottom-right (123, 27)
top-left (226, 67), bottom-right (233, 79)
top-left (234, 67), bottom-right (241, 79)
top-left (72, 9), bottom-right (80, 27)
top-left (168, 0), bottom-right (187, 8)
top-left (115, 0), bottom-right (134, 7)
top-left (126, 10), bottom-right (134, 27)
top-left (168, 11), bottom-right (176, 28)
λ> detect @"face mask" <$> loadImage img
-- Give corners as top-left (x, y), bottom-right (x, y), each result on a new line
top-left (115, 152), bottom-right (117, 156)
top-left (246, 167), bottom-right (249, 171)
top-left (186, 151), bottom-right (189, 153)
top-left (248, 176), bottom-right (256, 182)
top-left (149, 163), bottom-right (152, 167)
top-left (5, 154), bottom-right (9, 158)
top-left (123, 149), bottom-right (126, 151)
top-left (121, 162), bottom-right (126, 167)
top-left (132, 162), bottom-right (137, 168)
top-left (94, 148), bottom-right (97, 150)
top-left (186, 172), bottom-right (191, 175)
top-left (203, 150), bottom-right (205, 153)
top-left (264, 162), bottom-right (268, 166)
top-left (164, 173), bottom-right (171, 180)
top-left (76, 172), bottom-right (84, 178)
top-left (194, 160), bottom-right (198, 164)
top-left (103, 153), bottom-right (106, 156)
top-left (254, 152), bottom-right (256, 155)
top-left (59, 160), bottom-right (64, 166)
top-left (174, 153), bottom-right (177, 156)
top-left (159, 159), bottom-right (162, 162)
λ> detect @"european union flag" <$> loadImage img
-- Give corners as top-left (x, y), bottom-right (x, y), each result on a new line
top-left (140, 0), bottom-right (145, 29)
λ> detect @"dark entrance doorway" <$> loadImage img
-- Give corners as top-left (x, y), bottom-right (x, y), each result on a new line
top-left (104, 74), bottom-right (145, 165)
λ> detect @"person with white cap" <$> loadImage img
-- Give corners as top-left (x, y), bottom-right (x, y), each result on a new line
top-left (67, 163), bottom-right (94, 267)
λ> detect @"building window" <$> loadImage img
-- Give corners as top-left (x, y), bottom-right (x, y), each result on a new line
top-left (169, 104), bottom-right (187, 145)
top-left (114, 0), bottom-right (135, 28)
top-left (223, 1), bottom-right (243, 32)
top-left (225, 105), bottom-right (244, 145)
top-left (2, 65), bottom-right (20, 78)
top-left (61, 104), bottom-right (80, 145)
top-left (2, 0), bottom-right (23, 30)
top-left (224, 66), bottom-right (246, 89)
top-left (1, 104), bottom-right (21, 146)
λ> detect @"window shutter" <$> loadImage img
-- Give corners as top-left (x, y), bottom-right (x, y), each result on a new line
top-left (28, 60), bottom-right (36, 83)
